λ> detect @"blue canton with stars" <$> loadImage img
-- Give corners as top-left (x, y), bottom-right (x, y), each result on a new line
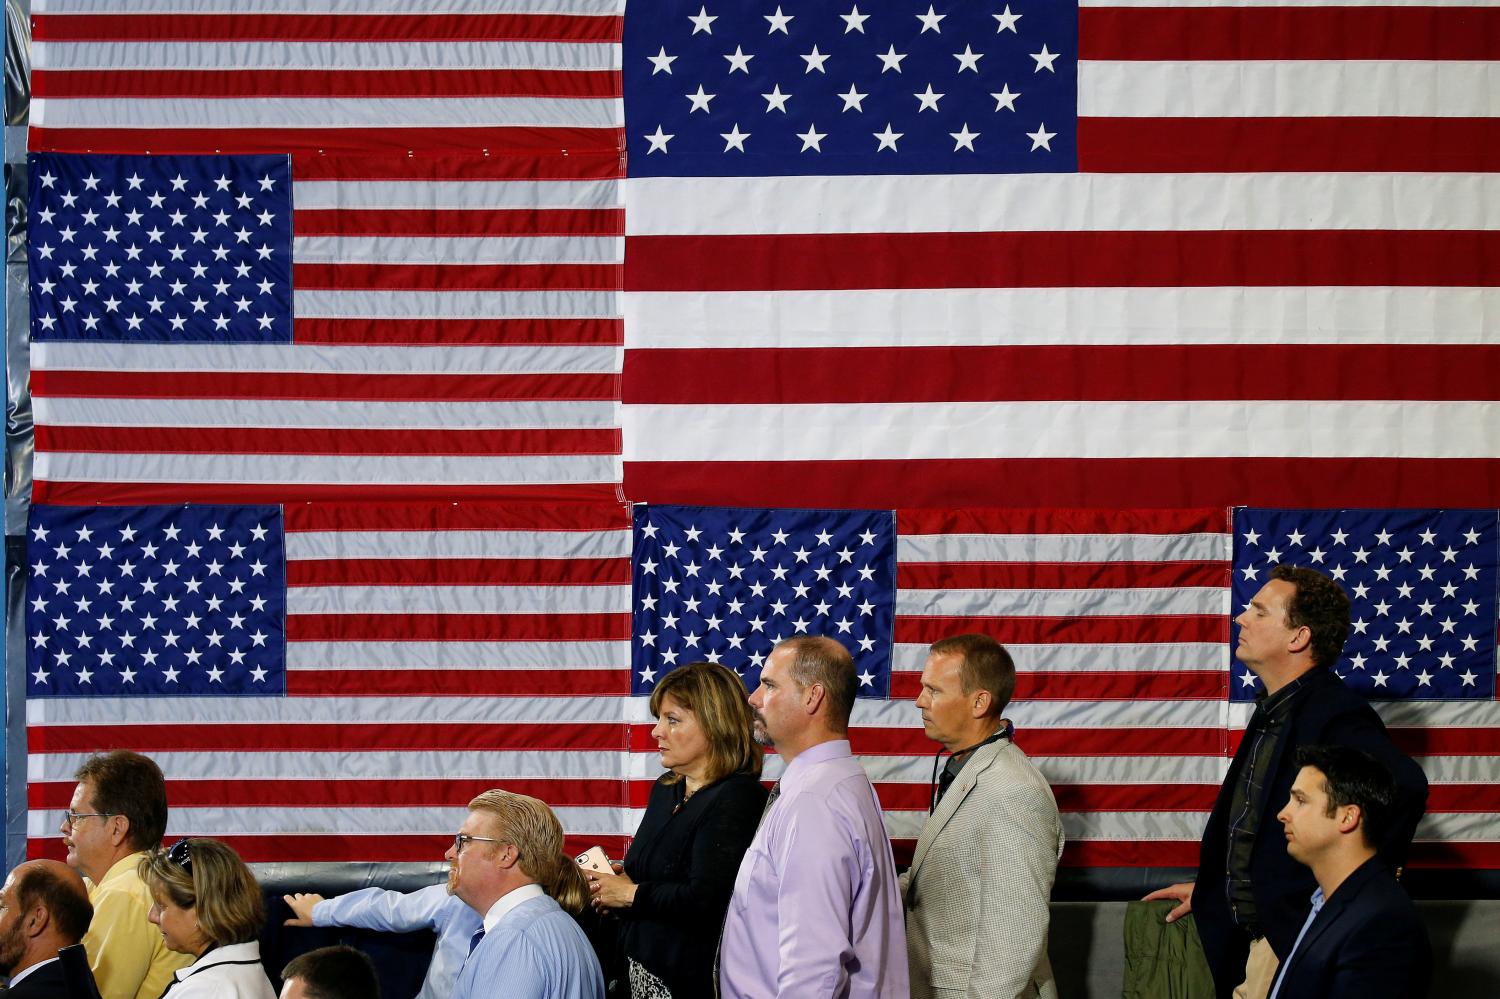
top-left (632, 505), bottom-right (896, 696)
top-left (28, 152), bottom-right (293, 343)
top-left (1232, 509), bottom-right (1497, 702)
top-left (624, 1), bottom-right (1078, 176)
top-left (26, 505), bottom-right (288, 697)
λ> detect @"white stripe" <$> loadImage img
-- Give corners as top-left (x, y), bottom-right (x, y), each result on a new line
top-left (34, 397), bottom-right (618, 430)
top-left (33, 95), bottom-right (621, 129)
top-left (897, 586), bottom-right (1223, 618)
top-left (287, 583), bottom-right (629, 615)
top-left (1233, 699), bottom-right (1500, 730)
top-left (877, 809), bottom-right (1211, 842)
top-left (894, 642), bottom-right (1228, 673)
top-left (30, 749), bottom-right (637, 783)
top-left (286, 528), bottom-right (629, 560)
top-left (33, 40), bottom-right (620, 72)
top-left (745, 754), bottom-right (1230, 785)
top-left (286, 639), bottom-right (630, 670)
top-left (624, 287), bottom-right (1500, 349)
top-left (294, 235), bottom-right (622, 265)
top-left (35, 451), bottom-right (621, 485)
top-left (1413, 757), bottom-right (1500, 783)
top-left (33, 342), bottom-right (620, 375)
top-left (898, 531), bottom-right (1229, 564)
top-left (1080, 62), bottom-right (1499, 118)
top-left (35, 0), bottom-right (623, 12)
top-left (294, 288), bottom-right (619, 318)
top-left (297, 179), bottom-right (620, 212)
top-left (626, 174), bottom-right (1500, 236)
top-left (26, 694), bottom-right (632, 726)
top-left (29, 805), bottom-right (631, 838)
top-left (849, 698), bottom-right (1226, 730)
top-left (623, 401), bottom-right (1500, 462)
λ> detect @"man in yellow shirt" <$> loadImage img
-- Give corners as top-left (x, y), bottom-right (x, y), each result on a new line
top-left (62, 750), bottom-right (191, 999)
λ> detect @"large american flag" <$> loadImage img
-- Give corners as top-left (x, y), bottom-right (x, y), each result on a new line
top-left (15, 0), bottom-right (1500, 874)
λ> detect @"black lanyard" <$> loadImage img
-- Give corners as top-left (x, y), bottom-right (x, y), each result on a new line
top-left (929, 721), bottom-right (1012, 813)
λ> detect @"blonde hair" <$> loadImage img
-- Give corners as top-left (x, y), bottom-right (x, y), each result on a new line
top-left (138, 839), bottom-right (264, 946)
top-left (650, 661), bottom-right (763, 784)
top-left (468, 790), bottom-right (588, 915)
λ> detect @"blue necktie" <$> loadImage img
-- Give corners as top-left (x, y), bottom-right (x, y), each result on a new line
top-left (469, 928), bottom-right (485, 955)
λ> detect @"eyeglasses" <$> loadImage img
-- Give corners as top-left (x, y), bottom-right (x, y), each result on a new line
top-left (451, 834), bottom-right (506, 855)
top-left (62, 811), bottom-right (115, 827)
top-left (166, 838), bottom-right (193, 874)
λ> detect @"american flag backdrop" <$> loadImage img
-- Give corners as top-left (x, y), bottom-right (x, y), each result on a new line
top-left (12, 0), bottom-right (1500, 875)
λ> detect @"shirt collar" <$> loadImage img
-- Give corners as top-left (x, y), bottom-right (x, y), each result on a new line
top-left (780, 738), bottom-right (851, 793)
top-left (482, 882), bottom-right (544, 933)
top-left (176, 941), bottom-right (260, 981)
top-left (7, 956), bottom-right (60, 988)
top-left (1256, 671), bottom-right (1314, 718)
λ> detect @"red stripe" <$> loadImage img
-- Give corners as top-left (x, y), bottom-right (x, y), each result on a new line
top-left (287, 557), bottom-right (629, 587)
top-left (32, 13), bottom-right (622, 42)
top-left (293, 318), bottom-right (622, 346)
top-left (31, 481), bottom-right (623, 506)
top-left (1408, 840), bottom-right (1500, 869)
top-left (890, 670), bottom-right (1226, 701)
top-left (28, 835), bottom-right (631, 865)
top-left (34, 68), bottom-right (621, 99)
top-left (296, 262), bottom-right (620, 292)
top-left (626, 231), bottom-right (1500, 292)
top-left (1393, 727), bottom-right (1500, 755)
top-left (1079, 118), bottom-right (1500, 173)
top-left (899, 561), bottom-right (1227, 590)
top-left (875, 782), bottom-right (1219, 813)
top-left (846, 727), bottom-right (1225, 757)
top-left (297, 208), bottom-right (623, 238)
top-left (287, 612), bottom-right (629, 642)
top-left (625, 458), bottom-right (1500, 510)
top-left (285, 669), bottom-right (628, 698)
top-left (1080, 7), bottom-right (1500, 60)
top-left (32, 778), bottom-right (626, 810)
top-left (283, 501), bottom-right (628, 533)
top-left (895, 615), bottom-right (1224, 645)
top-left (28, 125), bottom-right (621, 158)
top-left (29, 722), bottom-right (628, 754)
top-left (292, 155), bottom-right (622, 182)
top-left (1058, 839), bottom-right (1200, 868)
top-left (30, 370), bottom-right (618, 402)
top-left (625, 344), bottom-right (1500, 403)
top-left (36, 425), bottom-right (620, 457)
top-left (896, 508), bottom-right (1228, 536)
top-left (1426, 785), bottom-right (1500, 812)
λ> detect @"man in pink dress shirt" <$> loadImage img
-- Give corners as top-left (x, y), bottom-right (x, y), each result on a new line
top-left (718, 636), bottom-right (909, 999)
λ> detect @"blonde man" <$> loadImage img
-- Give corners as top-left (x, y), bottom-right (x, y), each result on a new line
top-left (446, 791), bottom-right (602, 999)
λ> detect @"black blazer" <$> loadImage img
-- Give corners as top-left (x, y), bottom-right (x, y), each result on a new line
top-left (615, 770), bottom-right (767, 998)
top-left (1190, 668), bottom-right (1429, 998)
top-left (6, 959), bottom-right (72, 999)
top-left (1266, 856), bottom-right (1431, 999)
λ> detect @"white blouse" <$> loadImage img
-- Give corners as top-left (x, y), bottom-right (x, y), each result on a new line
top-left (161, 941), bottom-right (277, 999)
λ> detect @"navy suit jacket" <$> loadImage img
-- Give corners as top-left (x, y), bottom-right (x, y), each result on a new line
top-left (6, 959), bottom-right (72, 999)
top-left (1190, 668), bottom-right (1429, 998)
top-left (1267, 857), bottom-right (1431, 999)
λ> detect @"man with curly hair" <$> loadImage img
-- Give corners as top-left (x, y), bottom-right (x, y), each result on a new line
top-left (1144, 565), bottom-right (1429, 999)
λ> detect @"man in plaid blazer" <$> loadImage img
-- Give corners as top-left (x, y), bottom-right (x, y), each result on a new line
top-left (900, 634), bottom-right (1064, 999)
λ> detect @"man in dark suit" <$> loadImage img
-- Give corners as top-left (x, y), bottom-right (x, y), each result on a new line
top-left (1144, 564), bottom-right (1428, 999)
top-left (1266, 744), bottom-right (1430, 999)
top-left (0, 858), bottom-right (95, 997)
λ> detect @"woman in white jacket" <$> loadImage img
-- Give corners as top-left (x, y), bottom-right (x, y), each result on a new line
top-left (140, 838), bottom-right (277, 999)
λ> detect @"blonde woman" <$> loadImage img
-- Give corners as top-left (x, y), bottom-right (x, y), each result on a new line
top-left (139, 839), bottom-right (276, 998)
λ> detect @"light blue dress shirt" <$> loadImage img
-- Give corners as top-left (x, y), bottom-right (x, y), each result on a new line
top-left (314, 883), bottom-right (482, 999)
top-left (451, 888), bottom-right (604, 999)
top-left (1268, 887), bottom-right (1326, 999)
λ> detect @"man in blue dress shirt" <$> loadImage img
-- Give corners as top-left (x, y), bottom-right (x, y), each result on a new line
top-left (446, 791), bottom-right (603, 999)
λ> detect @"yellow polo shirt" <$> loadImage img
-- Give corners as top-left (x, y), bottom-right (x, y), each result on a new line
top-left (83, 851), bottom-right (193, 999)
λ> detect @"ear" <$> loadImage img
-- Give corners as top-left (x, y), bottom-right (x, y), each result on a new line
top-left (106, 814), bottom-right (131, 850)
top-left (495, 843), bottom-right (522, 872)
top-left (802, 681), bottom-right (827, 717)
top-left (23, 903), bottom-right (50, 941)
top-left (1337, 803), bottom-right (1363, 836)
top-left (1286, 623), bottom-right (1313, 657)
top-left (969, 689), bottom-right (993, 720)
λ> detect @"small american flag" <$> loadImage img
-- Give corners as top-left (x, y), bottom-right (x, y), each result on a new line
top-left (631, 504), bottom-right (896, 695)
top-left (1231, 509), bottom-right (1498, 701)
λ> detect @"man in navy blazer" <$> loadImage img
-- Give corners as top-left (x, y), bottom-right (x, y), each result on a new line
top-left (0, 859), bottom-right (95, 998)
top-left (1145, 565), bottom-right (1428, 998)
top-left (1266, 744), bottom-right (1430, 999)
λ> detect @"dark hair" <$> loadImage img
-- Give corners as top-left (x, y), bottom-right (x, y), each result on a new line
top-left (74, 750), bottom-right (168, 852)
top-left (778, 636), bottom-right (858, 733)
top-left (1294, 745), bottom-right (1396, 847)
top-left (14, 865), bottom-right (92, 943)
top-left (928, 634), bottom-right (1017, 717)
top-left (1270, 564), bottom-right (1352, 668)
top-left (282, 945), bottom-right (381, 999)
top-left (650, 662), bottom-right (763, 783)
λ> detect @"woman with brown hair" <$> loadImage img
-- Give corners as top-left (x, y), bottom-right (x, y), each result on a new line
top-left (139, 838), bottom-right (276, 998)
top-left (587, 662), bottom-right (767, 999)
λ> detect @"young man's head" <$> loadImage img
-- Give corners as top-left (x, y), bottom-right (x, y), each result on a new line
top-left (1278, 745), bottom-right (1395, 870)
top-left (281, 945), bottom-right (380, 999)
top-left (1234, 565), bottom-right (1351, 690)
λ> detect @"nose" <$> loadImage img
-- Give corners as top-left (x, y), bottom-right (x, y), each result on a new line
top-left (147, 905), bottom-right (161, 926)
top-left (748, 686), bottom-right (764, 709)
top-left (651, 718), bottom-right (667, 741)
top-left (914, 689), bottom-right (929, 709)
top-left (443, 843), bottom-right (457, 862)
